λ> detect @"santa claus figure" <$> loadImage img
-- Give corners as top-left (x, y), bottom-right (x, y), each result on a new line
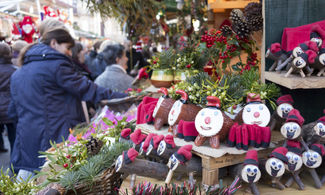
top-left (237, 93), bottom-right (271, 127)
top-left (280, 109), bottom-right (304, 140)
top-left (194, 96), bottom-right (233, 148)
top-left (19, 16), bottom-right (35, 43)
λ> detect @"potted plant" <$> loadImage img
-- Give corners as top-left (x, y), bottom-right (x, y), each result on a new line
top-left (148, 48), bottom-right (176, 88)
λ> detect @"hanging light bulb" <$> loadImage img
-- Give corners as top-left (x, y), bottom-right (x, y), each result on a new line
top-left (176, 0), bottom-right (184, 10)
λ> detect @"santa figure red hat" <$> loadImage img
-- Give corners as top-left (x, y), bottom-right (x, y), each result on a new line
top-left (174, 145), bottom-right (192, 164)
top-left (142, 133), bottom-right (156, 152)
top-left (286, 140), bottom-right (302, 155)
top-left (286, 109), bottom-right (305, 127)
top-left (299, 41), bottom-right (319, 53)
top-left (244, 150), bottom-right (259, 166)
top-left (310, 144), bottom-right (325, 157)
top-left (270, 43), bottom-right (284, 56)
top-left (19, 16), bottom-right (35, 43)
top-left (164, 135), bottom-right (176, 149)
top-left (310, 24), bottom-right (325, 48)
top-left (136, 96), bottom-right (158, 124)
top-left (120, 128), bottom-right (131, 140)
top-left (123, 148), bottom-right (138, 164)
top-left (130, 129), bottom-right (147, 145)
top-left (276, 95), bottom-right (294, 106)
top-left (298, 50), bottom-right (318, 64)
top-left (270, 147), bottom-right (288, 163)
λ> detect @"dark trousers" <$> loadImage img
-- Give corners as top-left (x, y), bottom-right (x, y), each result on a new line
top-left (0, 123), bottom-right (16, 152)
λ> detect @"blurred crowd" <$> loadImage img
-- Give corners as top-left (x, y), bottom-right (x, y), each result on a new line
top-left (0, 18), bottom-right (154, 181)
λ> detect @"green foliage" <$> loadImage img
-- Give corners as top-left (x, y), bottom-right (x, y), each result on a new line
top-left (148, 48), bottom-right (176, 70)
top-left (175, 45), bottom-right (209, 70)
top-left (59, 142), bottom-right (131, 190)
top-left (81, 0), bottom-right (160, 38)
top-left (0, 167), bottom-right (39, 194)
top-left (103, 117), bottom-right (135, 142)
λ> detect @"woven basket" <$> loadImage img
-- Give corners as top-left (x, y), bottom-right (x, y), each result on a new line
top-left (65, 166), bottom-right (123, 195)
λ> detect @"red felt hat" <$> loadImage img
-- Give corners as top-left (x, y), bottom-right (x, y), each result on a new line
top-left (183, 121), bottom-right (198, 141)
top-left (123, 148), bottom-right (138, 164)
top-left (164, 134), bottom-right (176, 148)
top-left (276, 95), bottom-right (294, 106)
top-left (153, 135), bottom-right (164, 149)
top-left (138, 68), bottom-right (149, 79)
top-left (310, 24), bottom-right (325, 40)
top-left (142, 133), bottom-right (156, 152)
top-left (176, 90), bottom-right (188, 102)
top-left (310, 144), bottom-right (325, 156)
top-left (270, 147), bottom-right (288, 163)
top-left (299, 41), bottom-right (319, 53)
top-left (305, 49), bottom-right (318, 64)
top-left (246, 93), bottom-right (261, 103)
top-left (270, 43), bottom-right (282, 54)
top-left (121, 128), bottom-right (131, 139)
top-left (175, 145), bottom-right (193, 164)
top-left (286, 109), bottom-right (304, 126)
top-left (206, 96), bottom-right (221, 108)
top-left (130, 129), bottom-right (146, 145)
top-left (286, 140), bottom-right (302, 155)
top-left (136, 96), bottom-right (158, 124)
top-left (244, 150), bottom-right (258, 166)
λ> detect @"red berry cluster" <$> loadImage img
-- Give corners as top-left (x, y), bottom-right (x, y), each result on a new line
top-left (201, 30), bottom-right (225, 48)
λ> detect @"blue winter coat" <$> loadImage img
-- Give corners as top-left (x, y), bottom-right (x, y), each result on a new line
top-left (9, 43), bottom-right (126, 172)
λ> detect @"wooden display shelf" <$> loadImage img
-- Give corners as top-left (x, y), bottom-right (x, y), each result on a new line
top-left (208, 0), bottom-right (260, 9)
top-left (136, 123), bottom-right (285, 186)
top-left (264, 71), bottom-right (325, 89)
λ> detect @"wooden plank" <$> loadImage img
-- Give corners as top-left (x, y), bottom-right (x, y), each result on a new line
top-left (202, 168), bottom-right (219, 186)
top-left (264, 71), bottom-right (325, 89)
top-left (261, 0), bottom-right (266, 83)
top-left (208, 0), bottom-right (260, 9)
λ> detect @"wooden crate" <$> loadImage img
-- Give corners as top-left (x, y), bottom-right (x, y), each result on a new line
top-left (136, 124), bottom-right (284, 186)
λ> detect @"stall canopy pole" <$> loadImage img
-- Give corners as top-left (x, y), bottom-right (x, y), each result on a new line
top-left (35, 0), bottom-right (41, 18)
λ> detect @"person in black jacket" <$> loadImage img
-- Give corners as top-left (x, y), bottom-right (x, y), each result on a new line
top-left (0, 42), bottom-right (16, 153)
top-left (9, 28), bottom-right (127, 181)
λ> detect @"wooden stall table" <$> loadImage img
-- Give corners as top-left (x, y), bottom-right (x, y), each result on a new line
top-left (136, 123), bottom-right (285, 186)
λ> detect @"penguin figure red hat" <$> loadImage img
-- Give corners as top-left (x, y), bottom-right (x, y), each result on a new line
top-left (310, 144), bottom-right (325, 157)
top-left (287, 140), bottom-right (302, 155)
top-left (123, 148), bottom-right (138, 164)
top-left (174, 145), bottom-right (192, 164)
top-left (276, 95), bottom-right (294, 106)
top-left (270, 43), bottom-right (283, 56)
top-left (286, 109), bottom-right (305, 127)
top-left (244, 150), bottom-right (259, 166)
top-left (164, 135), bottom-right (176, 149)
top-left (130, 129), bottom-right (147, 145)
top-left (120, 128), bottom-right (131, 140)
top-left (270, 147), bottom-right (288, 163)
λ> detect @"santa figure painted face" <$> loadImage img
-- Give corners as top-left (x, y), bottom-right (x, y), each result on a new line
top-left (285, 152), bottom-right (303, 172)
top-left (266, 158), bottom-right (285, 177)
top-left (242, 93), bottom-right (270, 127)
top-left (241, 164), bottom-right (261, 183)
top-left (303, 150), bottom-right (322, 168)
top-left (277, 103), bottom-right (293, 118)
top-left (281, 122), bottom-right (301, 139)
top-left (195, 96), bottom-right (224, 137)
top-left (168, 100), bottom-right (183, 126)
top-left (281, 109), bottom-right (304, 140)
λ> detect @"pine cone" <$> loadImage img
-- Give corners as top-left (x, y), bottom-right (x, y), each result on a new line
top-left (246, 15), bottom-right (263, 31)
top-left (244, 2), bottom-right (262, 18)
top-left (220, 25), bottom-right (233, 37)
top-left (232, 21), bottom-right (251, 38)
top-left (86, 136), bottom-right (104, 156)
top-left (230, 9), bottom-right (244, 25)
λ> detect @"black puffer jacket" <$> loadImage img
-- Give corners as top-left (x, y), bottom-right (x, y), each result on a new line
top-left (0, 58), bottom-right (16, 124)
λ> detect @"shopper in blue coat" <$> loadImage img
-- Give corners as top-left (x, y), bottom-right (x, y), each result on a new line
top-left (9, 28), bottom-right (126, 180)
